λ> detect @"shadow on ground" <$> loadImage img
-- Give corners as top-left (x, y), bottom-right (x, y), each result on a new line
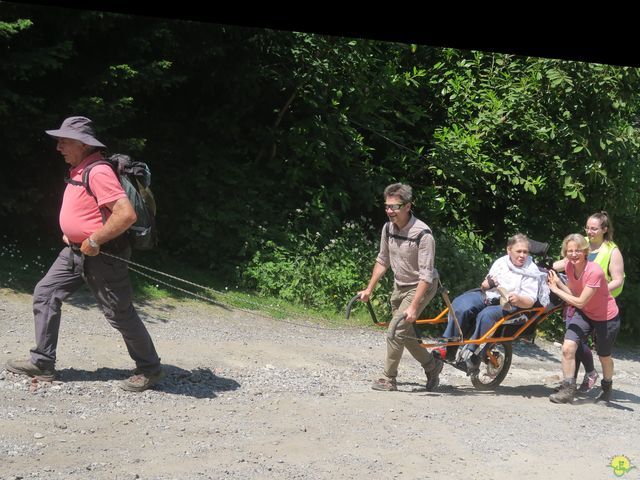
top-left (425, 383), bottom-right (639, 410)
top-left (512, 340), bottom-right (561, 362)
top-left (57, 364), bottom-right (240, 399)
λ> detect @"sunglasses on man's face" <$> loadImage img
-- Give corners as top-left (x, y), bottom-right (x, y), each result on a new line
top-left (384, 203), bottom-right (405, 211)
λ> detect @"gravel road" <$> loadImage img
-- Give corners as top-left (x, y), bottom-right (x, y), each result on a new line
top-left (1, 287), bottom-right (639, 480)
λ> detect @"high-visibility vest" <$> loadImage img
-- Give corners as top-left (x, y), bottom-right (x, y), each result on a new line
top-left (587, 237), bottom-right (625, 297)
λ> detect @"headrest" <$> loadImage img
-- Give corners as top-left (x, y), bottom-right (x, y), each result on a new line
top-left (528, 239), bottom-right (549, 256)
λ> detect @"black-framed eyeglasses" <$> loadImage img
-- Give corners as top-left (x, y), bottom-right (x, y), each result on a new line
top-left (384, 203), bottom-right (405, 211)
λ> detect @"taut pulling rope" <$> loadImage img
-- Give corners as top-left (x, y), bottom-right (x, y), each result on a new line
top-left (98, 251), bottom-right (355, 331)
top-left (100, 251), bottom-right (231, 309)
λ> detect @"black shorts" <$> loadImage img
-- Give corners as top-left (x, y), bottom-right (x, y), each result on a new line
top-left (565, 309), bottom-right (620, 357)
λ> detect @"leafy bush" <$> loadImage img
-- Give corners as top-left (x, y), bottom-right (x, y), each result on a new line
top-left (538, 311), bottom-right (566, 342)
top-left (0, 236), bottom-right (54, 292)
top-left (241, 217), bottom-right (496, 323)
top-left (2, 7), bottom-right (639, 341)
top-left (241, 220), bottom-right (382, 313)
top-left (611, 282), bottom-right (640, 344)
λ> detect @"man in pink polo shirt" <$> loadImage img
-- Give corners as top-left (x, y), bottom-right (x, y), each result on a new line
top-left (6, 116), bottom-right (164, 392)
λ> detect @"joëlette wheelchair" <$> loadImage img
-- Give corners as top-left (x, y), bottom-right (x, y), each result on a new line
top-left (346, 240), bottom-right (563, 390)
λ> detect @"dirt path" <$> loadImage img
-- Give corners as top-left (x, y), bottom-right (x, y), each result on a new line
top-left (1, 288), bottom-right (639, 480)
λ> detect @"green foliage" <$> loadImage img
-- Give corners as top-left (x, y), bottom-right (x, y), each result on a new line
top-left (434, 228), bottom-right (492, 292)
top-left (241, 219), bottom-right (382, 312)
top-left (0, 18), bottom-right (32, 42)
top-left (538, 311), bottom-right (567, 343)
top-left (0, 236), bottom-right (56, 291)
top-left (0, 3), bottom-right (639, 341)
top-left (611, 283), bottom-right (640, 342)
top-left (425, 50), bottom-right (640, 246)
top-left (241, 216), bottom-right (493, 322)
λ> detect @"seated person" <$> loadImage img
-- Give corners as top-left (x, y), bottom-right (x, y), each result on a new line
top-left (442, 233), bottom-right (543, 371)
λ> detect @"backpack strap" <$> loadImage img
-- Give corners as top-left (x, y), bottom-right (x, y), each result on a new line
top-left (64, 177), bottom-right (85, 188)
top-left (385, 222), bottom-right (432, 244)
top-left (63, 160), bottom-right (114, 199)
top-left (81, 160), bottom-right (115, 199)
top-left (64, 160), bottom-right (115, 224)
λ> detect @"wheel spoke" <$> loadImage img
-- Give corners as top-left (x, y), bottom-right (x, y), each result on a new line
top-left (471, 342), bottom-right (512, 390)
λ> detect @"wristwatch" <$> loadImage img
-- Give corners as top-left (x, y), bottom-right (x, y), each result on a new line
top-left (88, 237), bottom-right (99, 248)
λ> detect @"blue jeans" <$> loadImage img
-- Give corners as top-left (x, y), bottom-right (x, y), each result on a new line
top-left (443, 289), bottom-right (513, 353)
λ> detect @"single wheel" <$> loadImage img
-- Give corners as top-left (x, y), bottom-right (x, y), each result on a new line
top-left (470, 342), bottom-right (512, 390)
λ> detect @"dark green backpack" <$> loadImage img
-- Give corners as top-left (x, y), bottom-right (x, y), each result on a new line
top-left (65, 154), bottom-right (158, 250)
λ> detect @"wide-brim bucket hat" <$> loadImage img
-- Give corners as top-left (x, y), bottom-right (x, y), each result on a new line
top-left (45, 116), bottom-right (106, 148)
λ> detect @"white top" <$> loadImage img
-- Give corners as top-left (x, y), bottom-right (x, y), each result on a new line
top-left (485, 255), bottom-right (540, 303)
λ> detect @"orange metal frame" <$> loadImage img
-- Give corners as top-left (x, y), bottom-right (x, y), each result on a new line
top-left (376, 301), bottom-right (563, 351)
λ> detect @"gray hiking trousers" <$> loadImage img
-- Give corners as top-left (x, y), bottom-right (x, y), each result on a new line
top-left (29, 245), bottom-right (161, 374)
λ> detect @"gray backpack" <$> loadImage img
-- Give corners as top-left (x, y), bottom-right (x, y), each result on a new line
top-left (65, 154), bottom-right (158, 250)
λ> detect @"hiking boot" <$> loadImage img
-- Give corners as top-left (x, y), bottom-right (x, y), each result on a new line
top-left (465, 354), bottom-right (481, 375)
top-left (578, 370), bottom-right (599, 393)
top-left (549, 381), bottom-right (576, 404)
top-left (596, 379), bottom-right (613, 403)
top-left (120, 368), bottom-right (166, 392)
top-left (552, 369), bottom-right (579, 392)
top-left (371, 377), bottom-right (397, 392)
top-left (425, 358), bottom-right (444, 391)
top-left (5, 358), bottom-right (56, 381)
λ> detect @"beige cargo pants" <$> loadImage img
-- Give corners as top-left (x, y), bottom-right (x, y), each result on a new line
top-left (384, 281), bottom-right (438, 379)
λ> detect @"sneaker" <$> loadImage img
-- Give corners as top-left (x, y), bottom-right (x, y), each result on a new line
top-left (5, 358), bottom-right (56, 381)
top-left (120, 368), bottom-right (166, 392)
top-left (425, 358), bottom-right (444, 391)
top-left (578, 370), bottom-right (599, 393)
top-left (549, 381), bottom-right (576, 404)
top-left (371, 377), bottom-right (397, 392)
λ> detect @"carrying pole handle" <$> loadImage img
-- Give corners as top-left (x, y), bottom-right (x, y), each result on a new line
top-left (345, 294), bottom-right (379, 324)
top-left (440, 279), bottom-right (463, 339)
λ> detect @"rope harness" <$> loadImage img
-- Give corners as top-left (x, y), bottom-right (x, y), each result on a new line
top-left (98, 251), bottom-right (356, 331)
top-left (100, 251), bottom-right (230, 309)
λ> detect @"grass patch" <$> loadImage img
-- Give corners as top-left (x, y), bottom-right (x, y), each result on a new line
top-left (121, 248), bottom-right (380, 328)
top-left (4, 240), bottom-right (632, 345)
top-left (0, 238), bottom-right (376, 330)
top-left (0, 237), bottom-right (54, 291)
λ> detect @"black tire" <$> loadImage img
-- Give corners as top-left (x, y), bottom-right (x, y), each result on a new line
top-left (470, 342), bottom-right (512, 390)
